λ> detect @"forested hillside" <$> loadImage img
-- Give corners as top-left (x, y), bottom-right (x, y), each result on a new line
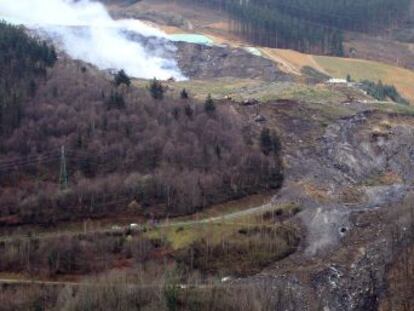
top-left (0, 22), bottom-right (56, 135)
top-left (182, 0), bottom-right (412, 55)
top-left (0, 22), bottom-right (283, 226)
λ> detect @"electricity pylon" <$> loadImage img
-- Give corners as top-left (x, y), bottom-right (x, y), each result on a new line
top-left (59, 145), bottom-right (68, 189)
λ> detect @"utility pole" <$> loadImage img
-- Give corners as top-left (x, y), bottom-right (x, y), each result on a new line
top-left (59, 145), bottom-right (68, 189)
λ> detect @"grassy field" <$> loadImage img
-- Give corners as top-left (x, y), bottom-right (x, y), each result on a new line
top-left (260, 48), bottom-right (328, 75)
top-left (122, 0), bottom-right (414, 104)
top-left (134, 77), bottom-right (351, 104)
top-left (253, 48), bottom-right (414, 104)
top-left (314, 56), bottom-right (414, 103)
top-left (144, 199), bottom-right (299, 250)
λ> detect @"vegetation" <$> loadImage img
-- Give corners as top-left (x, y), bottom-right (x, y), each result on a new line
top-left (149, 78), bottom-right (165, 100)
top-left (0, 21), bottom-right (56, 135)
top-left (175, 226), bottom-right (299, 276)
top-left (360, 80), bottom-right (410, 105)
top-left (301, 66), bottom-right (331, 83)
top-left (3, 9), bottom-right (414, 311)
top-left (0, 270), bottom-right (303, 311)
top-left (114, 69), bottom-right (131, 87)
top-left (180, 88), bottom-right (189, 99)
top-left (204, 94), bottom-right (215, 113)
top-left (0, 231), bottom-right (162, 276)
top-left (313, 55), bottom-right (414, 103)
top-left (105, 90), bottom-right (126, 109)
top-left (180, 0), bottom-right (411, 55)
top-left (0, 25), bottom-right (283, 226)
top-left (260, 128), bottom-right (281, 156)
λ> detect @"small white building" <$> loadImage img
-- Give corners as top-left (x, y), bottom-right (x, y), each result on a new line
top-left (326, 78), bottom-right (348, 84)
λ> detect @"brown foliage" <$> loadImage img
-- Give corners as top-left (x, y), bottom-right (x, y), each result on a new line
top-left (175, 226), bottom-right (299, 276)
top-left (0, 231), bottom-right (163, 277)
top-left (0, 59), bottom-right (283, 225)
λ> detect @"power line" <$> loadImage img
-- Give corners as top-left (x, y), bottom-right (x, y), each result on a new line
top-left (0, 155), bottom-right (60, 172)
top-left (59, 146), bottom-right (68, 189)
top-left (0, 149), bottom-right (59, 166)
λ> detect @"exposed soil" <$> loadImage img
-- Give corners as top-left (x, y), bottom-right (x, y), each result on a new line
top-left (3, 2), bottom-right (414, 310)
top-left (230, 101), bottom-right (414, 310)
top-left (174, 42), bottom-right (290, 81)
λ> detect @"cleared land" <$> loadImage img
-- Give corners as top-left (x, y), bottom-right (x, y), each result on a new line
top-left (253, 48), bottom-right (414, 103)
top-left (122, 0), bottom-right (414, 104)
top-left (314, 56), bottom-right (414, 103)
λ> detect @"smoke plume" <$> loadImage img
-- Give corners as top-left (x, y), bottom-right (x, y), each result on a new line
top-left (0, 0), bottom-right (186, 80)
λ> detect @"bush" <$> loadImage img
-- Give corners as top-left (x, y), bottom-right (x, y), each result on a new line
top-left (149, 78), bottom-right (164, 100)
top-left (180, 88), bottom-right (189, 99)
top-left (204, 94), bottom-right (216, 113)
top-left (114, 69), bottom-right (131, 87)
top-left (260, 128), bottom-right (280, 156)
top-left (175, 226), bottom-right (299, 276)
top-left (361, 80), bottom-right (409, 105)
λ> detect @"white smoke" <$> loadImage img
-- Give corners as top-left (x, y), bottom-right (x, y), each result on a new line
top-left (0, 0), bottom-right (186, 80)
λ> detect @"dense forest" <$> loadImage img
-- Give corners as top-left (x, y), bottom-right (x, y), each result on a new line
top-left (0, 22), bottom-right (56, 135)
top-left (181, 0), bottom-right (412, 55)
top-left (0, 22), bottom-right (283, 226)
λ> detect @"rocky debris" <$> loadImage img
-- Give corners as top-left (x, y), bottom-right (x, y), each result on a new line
top-left (245, 196), bottom-right (413, 311)
top-left (301, 205), bottom-right (351, 257)
top-left (231, 102), bottom-right (414, 310)
top-left (124, 31), bottom-right (291, 81)
top-left (174, 42), bottom-right (291, 81)
top-left (241, 98), bottom-right (260, 106)
top-left (254, 114), bottom-right (267, 122)
top-left (322, 111), bottom-right (414, 184)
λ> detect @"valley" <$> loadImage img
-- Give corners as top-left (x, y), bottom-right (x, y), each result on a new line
top-left (0, 0), bottom-right (413, 310)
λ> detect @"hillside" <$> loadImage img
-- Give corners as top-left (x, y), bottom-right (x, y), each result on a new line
top-left (0, 1), bottom-right (414, 311)
top-left (111, 0), bottom-right (414, 103)
top-left (0, 23), bottom-right (284, 226)
top-left (260, 48), bottom-right (414, 103)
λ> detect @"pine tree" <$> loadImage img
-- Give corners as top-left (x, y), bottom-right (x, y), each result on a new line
top-left (149, 78), bottom-right (164, 100)
top-left (106, 91), bottom-right (125, 109)
top-left (260, 128), bottom-right (273, 156)
top-left (114, 69), bottom-right (131, 87)
top-left (260, 128), bottom-right (280, 156)
top-left (180, 88), bottom-right (189, 99)
top-left (0, 21), bottom-right (56, 135)
top-left (204, 94), bottom-right (215, 113)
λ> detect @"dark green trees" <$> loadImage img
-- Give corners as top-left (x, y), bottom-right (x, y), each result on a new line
top-left (361, 80), bottom-right (410, 105)
top-left (114, 69), bottom-right (131, 87)
top-left (204, 94), bottom-right (216, 113)
top-left (260, 128), bottom-right (280, 156)
top-left (149, 78), bottom-right (165, 100)
top-left (180, 88), bottom-right (189, 99)
top-left (0, 21), bottom-right (57, 135)
top-left (181, 0), bottom-right (411, 55)
top-left (106, 91), bottom-right (126, 109)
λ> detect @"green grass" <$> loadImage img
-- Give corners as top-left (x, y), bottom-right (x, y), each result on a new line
top-left (315, 56), bottom-right (388, 82)
top-left (146, 219), bottom-right (265, 250)
top-left (134, 76), bottom-right (351, 105)
top-left (314, 56), bottom-right (414, 103)
top-left (145, 199), bottom-right (301, 251)
top-left (173, 225), bottom-right (299, 276)
top-left (275, 84), bottom-right (346, 103)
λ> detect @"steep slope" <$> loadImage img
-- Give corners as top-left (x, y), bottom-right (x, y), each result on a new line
top-left (1, 3), bottom-right (414, 311)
